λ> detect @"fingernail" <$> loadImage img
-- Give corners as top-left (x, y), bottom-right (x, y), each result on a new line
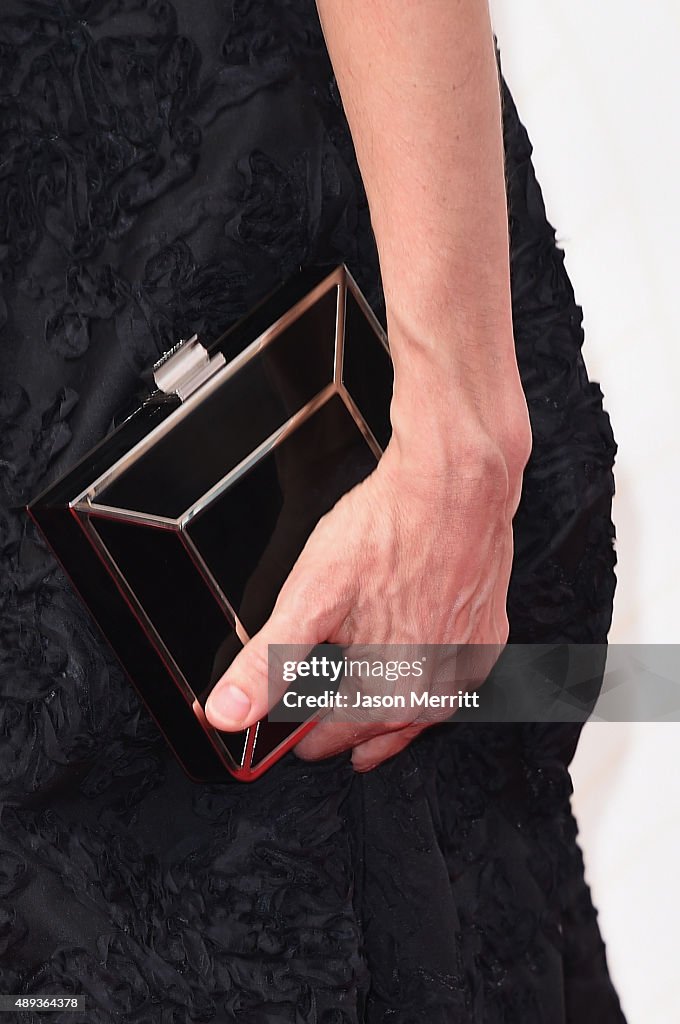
top-left (205, 684), bottom-right (252, 728)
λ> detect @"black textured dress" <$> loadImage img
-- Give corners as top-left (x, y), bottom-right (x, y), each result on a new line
top-left (0, 2), bottom-right (626, 1022)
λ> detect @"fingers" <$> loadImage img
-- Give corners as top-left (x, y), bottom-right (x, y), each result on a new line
top-left (204, 610), bottom-right (318, 732)
top-left (204, 563), bottom-right (348, 732)
top-left (292, 638), bottom-right (504, 768)
top-left (351, 723), bottom-right (426, 772)
top-left (292, 717), bottom-right (412, 762)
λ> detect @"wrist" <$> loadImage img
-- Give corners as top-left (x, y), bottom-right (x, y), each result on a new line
top-left (386, 322), bottom-right (532, 482)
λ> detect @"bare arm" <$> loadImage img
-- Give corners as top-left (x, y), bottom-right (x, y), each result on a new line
top-left (314, 0), bottom-right (529, 461)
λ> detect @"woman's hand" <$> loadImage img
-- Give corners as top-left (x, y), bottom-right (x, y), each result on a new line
top-left (204, 339), bottom-right (532, 771)
top-left (204, 0), bottom-right (534, 770)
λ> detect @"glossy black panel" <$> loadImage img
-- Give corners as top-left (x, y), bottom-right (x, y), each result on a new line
top-left (98, 287), bottom-right (339, 518)
top-left (89, 517), bottom-right (242, 701)
top-left (28, 399), bottom-right (179, 510)
top-left (187, 393), bottom-right (378, 636)
top-left (249, 720), bottom-right (305, 767)
top-left (342, 287), bottom-right (393, 450)
top-left (214, 725), bottom-right (249, 769)
top-left (206, 264), bottom-right (339, 363)
top-left (28, 507), bottom-right (228, 782)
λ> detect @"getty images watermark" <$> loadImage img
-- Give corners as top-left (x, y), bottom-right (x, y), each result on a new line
top-left (279, 651), bottom-right (480, 712)
top-left (266, 643), bottom-right (680, 724)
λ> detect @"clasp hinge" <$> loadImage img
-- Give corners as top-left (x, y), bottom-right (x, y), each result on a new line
top-left (152, 335), bottom-right (226, 402)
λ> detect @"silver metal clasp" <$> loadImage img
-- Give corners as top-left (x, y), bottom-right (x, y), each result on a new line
top-left (152, 335), bottom-right (226, 402)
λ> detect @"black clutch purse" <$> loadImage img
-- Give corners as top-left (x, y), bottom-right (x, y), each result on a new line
top-left (27, 264), bottom-right (393, 781)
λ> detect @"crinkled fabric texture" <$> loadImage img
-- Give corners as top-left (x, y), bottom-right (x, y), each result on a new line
top-left (0, 1), bottom-right (625, 1022)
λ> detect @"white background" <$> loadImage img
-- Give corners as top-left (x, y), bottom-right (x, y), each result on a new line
top-left (489, 2), bottom-right (680, 1021)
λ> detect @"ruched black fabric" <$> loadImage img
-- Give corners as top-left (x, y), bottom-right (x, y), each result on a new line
top-left (0, 2), bottom-right (626, 1021)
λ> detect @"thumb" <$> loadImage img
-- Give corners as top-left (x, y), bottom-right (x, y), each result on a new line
top-left (204, 562), bottom-right (347, 732)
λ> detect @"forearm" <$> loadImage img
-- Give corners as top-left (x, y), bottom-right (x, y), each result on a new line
top-left (315, 0), bottom-right (528, 461)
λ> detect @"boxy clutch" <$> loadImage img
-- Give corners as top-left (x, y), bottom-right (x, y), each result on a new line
top-left (27, 264), bottom-right (393, 782)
